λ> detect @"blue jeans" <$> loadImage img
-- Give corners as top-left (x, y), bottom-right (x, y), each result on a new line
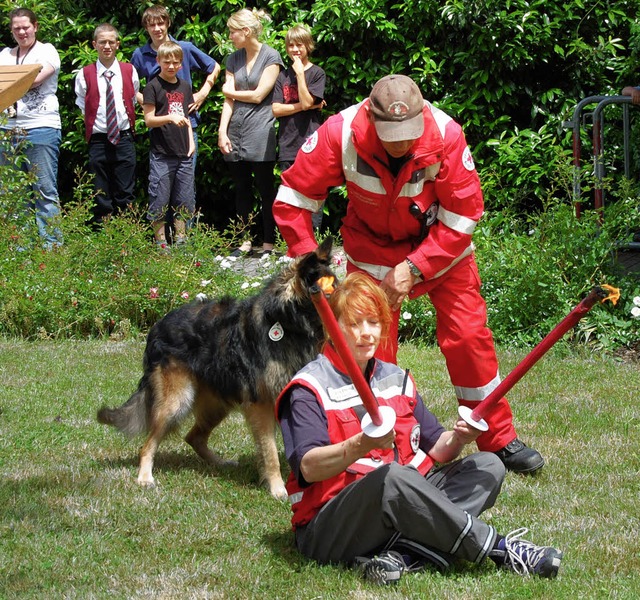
top-left (1, 127), bottom-right (63, 247)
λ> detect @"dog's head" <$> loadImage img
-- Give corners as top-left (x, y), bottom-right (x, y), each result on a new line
top-left (284, 237), bottom-right (338, 302)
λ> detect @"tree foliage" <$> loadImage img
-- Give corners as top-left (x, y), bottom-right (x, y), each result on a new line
top-left (0, 0), bottom-right (639, 222)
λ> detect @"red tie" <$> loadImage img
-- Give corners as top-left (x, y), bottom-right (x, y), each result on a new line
top-left (103, 70), bottom-right (120, 145)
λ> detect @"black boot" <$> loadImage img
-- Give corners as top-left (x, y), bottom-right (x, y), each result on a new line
top-left (494, 438), bottom-right (544, 474)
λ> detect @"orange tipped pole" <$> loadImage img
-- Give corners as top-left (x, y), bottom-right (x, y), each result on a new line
top-left (449, 285), bottom-right (620, 442)
top-left (471, 285), bottom-right (619, 423)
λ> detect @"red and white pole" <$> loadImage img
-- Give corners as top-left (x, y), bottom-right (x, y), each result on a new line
top-left (453, 285), bottom-right (619, 435)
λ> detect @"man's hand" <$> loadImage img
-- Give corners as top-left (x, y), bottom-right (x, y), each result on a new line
top-left (380, 261), bottom-right (416, 310)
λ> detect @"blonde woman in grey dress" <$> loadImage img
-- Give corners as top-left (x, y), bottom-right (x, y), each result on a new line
top-left (218, 8), bottom-right (283, 257)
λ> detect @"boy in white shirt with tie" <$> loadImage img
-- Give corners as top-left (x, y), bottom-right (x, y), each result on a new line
top-left (75, 23), bottom-right (139, 224)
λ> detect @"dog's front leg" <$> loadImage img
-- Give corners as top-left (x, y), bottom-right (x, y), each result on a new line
top-left (138, 433), bottom-right (160, 486)
top-left (243, 401), bottom-right (287, 500)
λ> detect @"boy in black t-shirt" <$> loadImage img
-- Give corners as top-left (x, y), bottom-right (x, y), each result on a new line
top-left (273, 25), bottom-right (326, 229)
top-left (143, 41), bottom-right (195, 250)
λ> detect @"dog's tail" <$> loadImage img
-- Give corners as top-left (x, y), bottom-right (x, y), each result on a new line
top-left (97, 376), bottom-right (150, 437)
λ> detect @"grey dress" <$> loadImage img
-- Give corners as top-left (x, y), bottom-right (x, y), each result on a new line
top-left (224, 44), bottom-right (284, 162)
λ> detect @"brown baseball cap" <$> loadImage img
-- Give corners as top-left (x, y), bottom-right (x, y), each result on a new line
top-left (369, 74), bottom-right (425, 142)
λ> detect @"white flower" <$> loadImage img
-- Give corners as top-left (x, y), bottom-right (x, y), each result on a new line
top-left (220, 259), bottom-right (232, 269)
top-left (200, 279), bottom-right (212, 287)
top-left (402, 311), bottom-right (412, 320)
top-left (633, 296), bottom-right (640, 307)
top-left (195, 293), bottom-right (207, 302)
top-left (241, 282), bottom-right (250, 290)
top-left (251, 281), bottom-right (260, 288)
top-left (214, 255), bottom-right (224, 262)
top-left (631, 306), bottom-right (640, 318)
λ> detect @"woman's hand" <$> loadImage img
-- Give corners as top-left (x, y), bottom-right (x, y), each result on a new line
top-left (218, 133), bottom-right (233, 155)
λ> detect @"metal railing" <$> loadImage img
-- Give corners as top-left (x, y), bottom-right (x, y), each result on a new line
top-left (563, 95), bottom-right (636, 219)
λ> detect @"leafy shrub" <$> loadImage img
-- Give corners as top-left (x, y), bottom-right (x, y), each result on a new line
top-left (0, 157), bottom-right (281, 339)
top-left (474, 195), bottom-right (640, 351)
top-left (396, 182), bottom-right (640, 352)
top-left (1, 0), bottom-right (638, 227)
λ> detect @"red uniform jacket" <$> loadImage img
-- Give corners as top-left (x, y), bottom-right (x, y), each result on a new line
top-left (273, 99), bottom-right (483, 290)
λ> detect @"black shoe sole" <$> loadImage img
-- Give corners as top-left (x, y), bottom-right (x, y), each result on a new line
top-left (503, 457), bottom-right (545, 474)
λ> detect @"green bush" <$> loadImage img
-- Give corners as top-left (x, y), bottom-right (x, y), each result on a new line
top-left (1, 0), bottom-right (639, 223)
top-left (474, 195), bottom-right (640, 351)
top-left (0, 154), bottom-right (282, 339)
top-left (397, 183), bottom-right (640, 351)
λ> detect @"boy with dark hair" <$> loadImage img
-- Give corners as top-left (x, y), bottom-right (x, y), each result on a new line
top-left (75, 23), bottom-right (139, 223)
top-left (142, 41), bottom-right (195, 250)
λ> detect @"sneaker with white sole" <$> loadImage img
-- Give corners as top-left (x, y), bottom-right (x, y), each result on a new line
top-left (354, 550), bottom-right (406, 585)
top-left (492, 527), bottom-right (563, 578)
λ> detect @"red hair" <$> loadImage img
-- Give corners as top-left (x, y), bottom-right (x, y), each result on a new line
top-left (328, 273), bottom-right (392, 341)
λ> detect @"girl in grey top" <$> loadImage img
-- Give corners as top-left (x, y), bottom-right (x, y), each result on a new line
top-left (218, 8), bottom-right (283, 257)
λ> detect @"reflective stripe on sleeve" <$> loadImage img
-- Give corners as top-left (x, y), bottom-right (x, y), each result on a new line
top-left (454, 372), bottom-right (501, 402)
top-left (437, 206), bottom-right (478, 235)
top-left (289, 491), bottom-right (303, 505)
top-left (276, 185), bottom-right (320, 212)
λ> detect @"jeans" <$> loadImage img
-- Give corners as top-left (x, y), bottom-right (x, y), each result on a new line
top-left (1, 126), bottom-right (62, 247)
top-left (147, 151), bottom-right (195, 222)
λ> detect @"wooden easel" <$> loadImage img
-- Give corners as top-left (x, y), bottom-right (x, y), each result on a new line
top-left (0, 64), bottom-right (42, 112)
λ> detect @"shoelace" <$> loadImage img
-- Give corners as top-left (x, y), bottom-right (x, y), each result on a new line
top-left (503, 527), bottom-right (548, 576)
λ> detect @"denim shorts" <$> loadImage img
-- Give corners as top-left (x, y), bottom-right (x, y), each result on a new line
top-left (147, 151), bottom-right (195, 221)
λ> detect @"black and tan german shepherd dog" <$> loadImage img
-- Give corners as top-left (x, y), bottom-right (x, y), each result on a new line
top-left (97, 238), bottom-right (336, 499)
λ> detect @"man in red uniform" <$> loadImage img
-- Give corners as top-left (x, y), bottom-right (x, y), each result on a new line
top-left (273, 74), bottom-right (544, 473)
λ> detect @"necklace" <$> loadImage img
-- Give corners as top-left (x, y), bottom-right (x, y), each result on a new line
top-left (16, 40), bottom-right (37, 65)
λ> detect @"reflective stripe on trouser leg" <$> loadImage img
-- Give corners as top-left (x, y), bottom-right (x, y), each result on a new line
top-left (427, 259), bottom-right (516, 451)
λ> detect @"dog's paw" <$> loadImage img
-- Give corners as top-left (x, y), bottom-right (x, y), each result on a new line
top-left (268, 481), bottom-right (288, 501)
top-left (137, 473), bottom-right (156, 487)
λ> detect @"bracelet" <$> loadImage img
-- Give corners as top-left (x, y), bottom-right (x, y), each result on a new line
top-left (405, 258), bottom-right (422, 278)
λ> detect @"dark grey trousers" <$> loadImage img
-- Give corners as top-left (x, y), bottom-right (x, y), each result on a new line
top-left (295, 452), bottom-right (505, 565)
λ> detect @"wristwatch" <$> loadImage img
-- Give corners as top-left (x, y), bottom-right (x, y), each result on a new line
top-left (405, 258), bottom-right (422, 278)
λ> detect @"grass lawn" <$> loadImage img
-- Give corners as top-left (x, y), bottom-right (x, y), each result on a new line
top-left (0, 338), bottom-right (638, 599)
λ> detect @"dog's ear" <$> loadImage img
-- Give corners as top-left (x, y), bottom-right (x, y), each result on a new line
top-left (296, 236), bottom-right (335, 291)
top-left (315, 236), bottom-right (333, 262)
